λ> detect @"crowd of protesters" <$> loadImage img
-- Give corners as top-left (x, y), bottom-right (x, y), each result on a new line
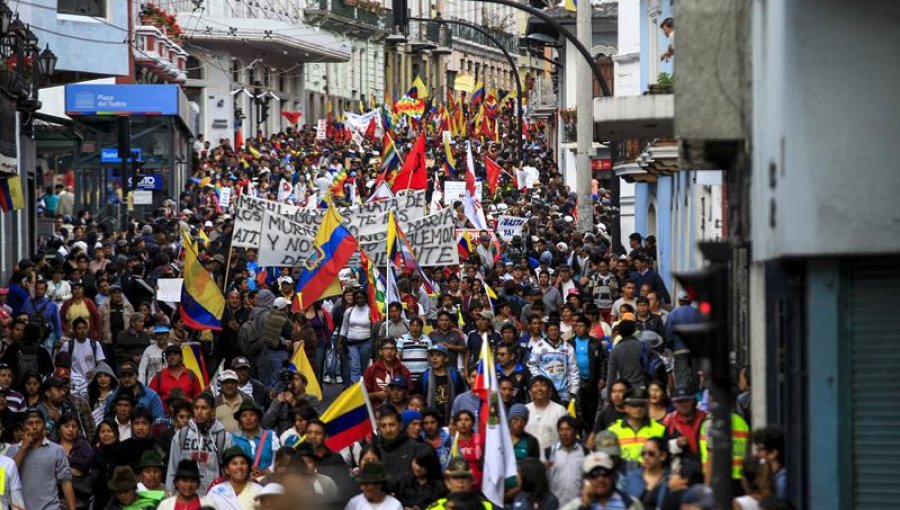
top-left (0, 118), bottom-right (794, 510)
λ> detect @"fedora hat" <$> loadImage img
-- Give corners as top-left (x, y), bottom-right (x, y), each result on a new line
top-left (354, 461), bottom-right (389, 484)
top-left (233, 400), bottom-right (263, 422)
top-left (107, 466), bottom-right (137, 492)
top-left (136, 450), bottom-right (165, 471)
top-left (173, 460), bottom-right (201, 481)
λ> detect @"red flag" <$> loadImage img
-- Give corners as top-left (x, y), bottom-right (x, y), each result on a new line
top-left (365, 117), bottom-right (377, 142)
top-left (281, 111), bottom-right (302, 125)
top-left (484, 156), bottom-right (502, 195)
top-left (234, 128), bottom-right (244, 150)
top-left (391, 133), bottom-right (427, 192)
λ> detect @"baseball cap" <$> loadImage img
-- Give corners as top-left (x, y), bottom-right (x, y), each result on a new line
top-left (677, 290), bottom-right (691, 301)
top-left (219, 369), bottom-right (240, 382)
top-left (164, 344), bottom-right (182, 355)
top-left (671, 386), bottom-right (695, 402)
top-left (582, 452), bottom-right (615, 474)
top-left (427, 344), bottom-right (450, 356)
top-left (152, 324), bottom-right (171, 335)
top-left (387, 375), bottom-right (408, 388)
top-left (593, 430), bottom-right (622, 457)
top-left (231, 357), bottom-right (252, 370)
top-left (278, 276), bottom-right (294, 286)
top-left (273, 297), bottom-right (291, 309)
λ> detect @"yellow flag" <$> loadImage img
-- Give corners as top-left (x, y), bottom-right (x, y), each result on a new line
top-left (563, 0), bottom-right (576, 12)
top-left (291, 343), bottom-right (324, 402)
top-left (567, 399), bottom-right (577, 418)
top-left (410, 75), bottom-right (430, 98)
top-left (453, 74), bottom-right (476, 94)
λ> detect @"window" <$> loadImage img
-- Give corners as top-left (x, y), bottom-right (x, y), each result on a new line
top-left (58, 0), bottom-right (106, 17)
top-left (186, 56), bottom-right (204, 81)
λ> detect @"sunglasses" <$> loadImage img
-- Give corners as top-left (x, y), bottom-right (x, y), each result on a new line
top-left (641, 450), bottom-right (658, 458)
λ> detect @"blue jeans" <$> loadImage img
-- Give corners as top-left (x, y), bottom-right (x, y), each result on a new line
top-left (346, 339), bottom-right (372, 384)
top-left (261, 349), bottom-right (290, 389)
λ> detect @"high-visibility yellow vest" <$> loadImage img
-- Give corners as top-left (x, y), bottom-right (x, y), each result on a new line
top-left (699, 413), bottom-right (750, 480)
top-left (606, 418), bottom-right (666, 463)
top-left (427, 497), bottom-right (494, 510)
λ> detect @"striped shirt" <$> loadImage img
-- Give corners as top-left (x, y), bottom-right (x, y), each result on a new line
top-left (397, 334), bottom-right (432, 382)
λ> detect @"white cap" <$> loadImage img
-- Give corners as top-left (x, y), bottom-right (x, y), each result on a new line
top-left (273, 297), bottom-right (291, 309)
top-left (94, 242), bottom-right (104, 249)
top-left (219, 369), bottom-right (239, 382)
top-left (278, 276), bottom-right (294, 286)
top-left (557, 242), bottom-right (568, 252)
top-left (254, 482), bottom-right (285, 500)
top-left (204, 220), bottom-right (213, 227)
top-left (563, 215), bottom-right (574, 223)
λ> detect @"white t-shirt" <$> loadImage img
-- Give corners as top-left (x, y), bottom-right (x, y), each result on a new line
top-left (61, 338), bottom-right (105, 379)
top-left (344, 493), bottom-right (404, 510)
top-left (0, 454), bottom-right (25, 510)
top-left (525, 401), bottom-right (568, 460)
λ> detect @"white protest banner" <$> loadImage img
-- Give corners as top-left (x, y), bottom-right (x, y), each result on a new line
top-left (316, 119), bottom-right (327, 140)
top-left (257, 211), bottom-right (318, 266)
top-left (157, 278), bottom-right (183, 303)
top-left (357, 208), bottom-right (459, 267)
top-left (444, 180), bottom-right (483, 205)
top-left (495, 215), bottom-right (527, 242)
top-left (234, 190), bottom-right (427, 250)
top-left (218, 187), bottom-right (232, 208)
top-left (344, 109), bottom-right (381, 131)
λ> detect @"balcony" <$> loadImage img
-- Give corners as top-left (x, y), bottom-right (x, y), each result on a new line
top-left (449, 17), bottom-right (517, 55)
top-left (305, 0), bottom-right (388, 38)
top-left (593, 92), bottom-right (674, 140)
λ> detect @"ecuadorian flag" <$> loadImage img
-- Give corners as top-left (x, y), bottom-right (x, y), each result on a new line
top-left (321, 381), bottom-right (376, 452)
top-left (182, 342), bottom-right (210, 387)
top-left (180, 233), bottom-right (225, 330)
top-left (295, 202), bottom-right (359, 309)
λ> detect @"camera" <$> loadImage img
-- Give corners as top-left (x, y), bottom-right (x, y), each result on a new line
top-left (279, 360), bottom-right (294, 393)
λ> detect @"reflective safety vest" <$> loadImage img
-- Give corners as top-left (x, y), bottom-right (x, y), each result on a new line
top-left (427, 496), bottom-right (495, 510)
top-left (606, 418), bottom-right (666, 463)
top-left (699, 413), bottom-right (750, 480)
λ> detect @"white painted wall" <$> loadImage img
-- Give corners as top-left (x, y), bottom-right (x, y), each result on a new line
top-left (751, 0), bottom-right (900, 260)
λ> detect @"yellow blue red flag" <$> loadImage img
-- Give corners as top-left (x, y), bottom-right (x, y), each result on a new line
top-left (320, 381), bottom-right (376, 451)
top-left (295, 203), bottom-right (359, 309)
top-left (290, 344), bottom-right (323, 402)
top-left (179, 233), bottom-right (225, 330)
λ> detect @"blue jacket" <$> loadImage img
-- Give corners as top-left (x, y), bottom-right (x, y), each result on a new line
top-left (664, 304), bottom-right (702, 351)
top-left (623, 467), bottom-right (669, 507)
top-left (231, 428), bottom-right (279, 471)
top-left (20, 296), bottom-right (62, 343)
top-left (7, 283), bottom-right (30, 315)
top-left (630, 268), bottom-right (670, 304)
top-left (105, 383), bottom-right (166, 422)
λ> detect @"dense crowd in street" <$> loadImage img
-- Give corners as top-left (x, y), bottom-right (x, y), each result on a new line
top-left (0, 116), bottom-right (792, 510)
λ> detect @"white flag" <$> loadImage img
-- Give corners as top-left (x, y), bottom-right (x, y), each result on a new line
top-left (477, 335), bottom-right (518, 505)
top-left (463, 142), bottom-right (488, 230)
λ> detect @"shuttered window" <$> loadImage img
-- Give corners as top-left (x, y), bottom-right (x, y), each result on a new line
top-left (849, 259), bottom-right (900, 507)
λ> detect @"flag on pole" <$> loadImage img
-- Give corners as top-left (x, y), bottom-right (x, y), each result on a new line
top-left (407, 75), bottom-right (430, 99)
top-left (463, 142), bottom-right (489, 230)
top-left (295, 202), bottom-right (359, 309)
top-left (366, 180), bottom-right (395, 203)
top-left (442, 131), bottom-right (457, 177)
top-left (360, 250), bottom-right (386, 323)
top-left (179, 233), bottom-right (225, 330)
top-left (0, 177), bottom-right (25, 213)
top-left (290, 343), bottom-right (324, 402)
top-left (386, 211), bottom-right (436, 295)
top-left (391, 132), bottom-right (427, 192)
top-left (320, 381), bottom-right (377, 452)
top-left (472, 334), bottom-right (518, 506)
top-left (484, 156), bottom-right (502, 195)
top-left (181, 342), bottom-right (210, 387)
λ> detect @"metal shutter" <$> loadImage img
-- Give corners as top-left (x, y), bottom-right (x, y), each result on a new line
top-left (849, 259), bottom-right (900, 508)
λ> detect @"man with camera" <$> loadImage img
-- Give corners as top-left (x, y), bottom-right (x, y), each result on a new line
top-left (262, 364), bottom-right (319, 435)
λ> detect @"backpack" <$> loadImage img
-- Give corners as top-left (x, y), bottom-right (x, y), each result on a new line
top-left (17, 344), bottom-right (40, 381)
top-left (640, 341), bottom-right (666, 384)
top-left (28, 298), bottom-right (50, 343)
top-left (238, 320), bottom-right (263, 358)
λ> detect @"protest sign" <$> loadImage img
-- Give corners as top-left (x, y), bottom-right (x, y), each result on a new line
top-left (233, 190), bottom-right (426, 249)
top-left (496, 215), bottom-right (526, 242)
top-left (257, 212), bottom-right (319, 266)
top-left (356, 208), bottom-right (459, 267)
top-left (218, 187), bottom-right (232, 208)
top-left (316, 119), bottom-right (327, 140)
top-left (444, 180), bottom-right (483, 205)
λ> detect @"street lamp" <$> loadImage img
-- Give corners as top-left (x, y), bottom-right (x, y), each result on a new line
top-left (39, 44), bottom-right (56, 77)
top-left (7, 13), bottom-right (24, 39)
top-left (24, 25), bottom-right (37, 50)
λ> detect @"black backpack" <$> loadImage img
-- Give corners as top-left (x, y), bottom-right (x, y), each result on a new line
top-left (28, 298), bottom-right (50, 343)
top-left (18, 343), bottom-right (41, 381)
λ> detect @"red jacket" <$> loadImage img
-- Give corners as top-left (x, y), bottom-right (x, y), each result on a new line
top-left (59, 297), bottom-right (102, 340)
top-left (149, 367), bottom-right (202, 408)
top-left (363, 359), bottom-right (412, 408)
top-left (662, 409), bottom-right (707, 456)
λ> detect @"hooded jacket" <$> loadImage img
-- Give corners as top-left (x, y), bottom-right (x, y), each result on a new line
top-left (87, 361), bottom-right (118, 425)
top-left (363, 358), bottom-right (412, 407)
top-left (373, 434), bottom-right (435, 494)
top-left (166, 419), bottom-right (232, 494)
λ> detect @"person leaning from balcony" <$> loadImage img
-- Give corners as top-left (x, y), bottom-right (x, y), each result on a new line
top-left (660, 18), bottom-right (674, 62)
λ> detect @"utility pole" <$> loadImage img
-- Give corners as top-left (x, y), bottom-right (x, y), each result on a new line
top-left (575, 0), bottom-right (593, 232)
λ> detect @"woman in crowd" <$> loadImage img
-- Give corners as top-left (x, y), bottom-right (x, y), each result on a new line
top-left (92, 419), bottom-right (120, 509)
top-left (453, 410), bottom-right (483, 490)
top-left (338, 290), bottom-right (374, 384)
top-left (647, 381), bottom-right (671, 422)
top-left (87, 361), bottom-right (118, 425)
top-left (509, 457), bottom-right (559, 510)
top-left (207, 446), bottom-right (263, 510)
top-left (624, 437), bottom-right (670, 510)
top-left (399, 449), bottom-right (447, 510)
top-left (57, 413), bottom-right (95, 509)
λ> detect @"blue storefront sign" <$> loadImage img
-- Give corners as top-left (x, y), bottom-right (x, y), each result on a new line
top-left (65, 84), bottom-right (180, 116)
top-left (100, 147), bottom-right (143, 163)
top-left (127, 174), bottom-right (164, 190)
